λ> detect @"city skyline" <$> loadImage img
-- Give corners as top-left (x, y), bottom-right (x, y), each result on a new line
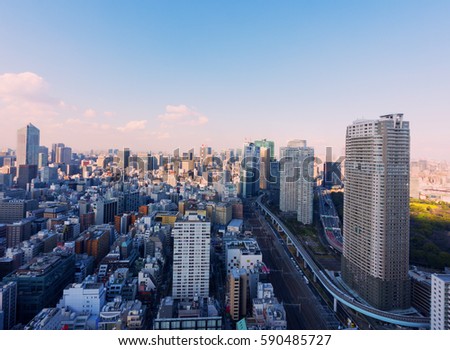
top-left (1, 1), bottom-right (450, 160)
top-left (2, 1), bottom-right (450, 334)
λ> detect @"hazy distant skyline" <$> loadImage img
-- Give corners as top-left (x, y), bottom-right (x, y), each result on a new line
top-left (1, 1), bottom-right (450, 161)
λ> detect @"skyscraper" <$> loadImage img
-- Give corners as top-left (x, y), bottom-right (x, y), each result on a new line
top-left (240, 142), bottom-right (260, 198)
top-left (279, 140), bottom-right (314, 224)
top-left (117, 147), bottom-right (130, 170)
top-left (17, 165), bottom-right (38, 190)
top-left (342, 114), bottom-right (410, 311)
top-left (56, 146), bottom-right (72, 164)
top-left (200, 145), bottom-right (212, 161)
top-left (254, 139), bottom-right (275, 160)
top-left (16, 123), bottom-right (40, 166)
top-left (259, 147), bottom-right (270, 190)
top-left (38, 146), bottom-right (48, 168)
top-left (51, 143), bottom-right (64, 163)
top-left (172, 212), bottom-right (210, 299)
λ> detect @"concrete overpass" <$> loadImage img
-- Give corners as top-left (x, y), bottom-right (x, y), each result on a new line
top-left (255, 195), bottom-right (430, 329)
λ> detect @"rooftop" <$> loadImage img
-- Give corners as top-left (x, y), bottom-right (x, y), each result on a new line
top-left (13, 255), bottom-right (61, 277)
top-left (434, 274), bottom-right (450, 283)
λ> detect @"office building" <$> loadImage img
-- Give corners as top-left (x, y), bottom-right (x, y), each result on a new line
top-left (342, 114), bottom-right (411, 310)
top-left (17, 164), bottom-right (38, 189)
top-left (430, 274), bottom-right (450, 330)
top-left (240, 142), bottom-right (260, 198)
top-left (322, 147), bottom-right (343, 188)
top-left (254, 139), bottom-right (275, 160)
top-left (200, 145), bottom-right (212, 161)
top-left (117, 190), bottom-right (139, 214)
top-left (75, 227), bottom-right (111, 265)
top-left (0, 198), bottom-right (38, 224)
top-left (56, 146), bottom-right (72, 164)
top-left (16, 123), bottom-right (40, 166)
top-left (6, 220), bottom-right (32, 248)
top-left (3, 253), bottom-right (76, 324)
top-left (0, 281), bottom-right (17, 330)
top-left (229, 267), bottom-right (248, 321)
top-left (58, 277), bottom-right (106, 316)
top-left (409, 269), bottom-right (432, 317)
top-left (51, 143), bottom-right (64, 163)
top-left (153, 296), bottom-right (221, 330)
top-left (39, 166), bottom-right (58, 184)
top-left (118, 148), bottom-right (130, 170)
top-left (214, 202), bottom-right (232, 225)
top-left (38, 146), bottom-right (48, 168)
top-left (94, 198), bottom-right (118, 225)
top-left (172, 212), bottom-right (210, 299)
top-left (269, 160), bottom-right (280, 206)
top-left (259, 147), bottom-right (270, 190)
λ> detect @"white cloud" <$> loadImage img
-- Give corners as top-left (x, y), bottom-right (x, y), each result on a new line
top-left (158, 104), bottom-right (208, 126)
top-left (152, 131), bottom-right (170, 140)
top-left (0, 72), bottom-right (46, 97)
top-left (117, 120), bottom-right (148, 132)
top-left (0, 72), bottom-right (191, 151)
top-left (104, 111), bottom-right (115, 117)
top-left (83, 108), bottom-right (97, 118)
top-left (0, 72), bottom-right (123, 149)
top-left (0, 72), bottom-right (63, 125)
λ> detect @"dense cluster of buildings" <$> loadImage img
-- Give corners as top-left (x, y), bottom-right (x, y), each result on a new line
top-left (410, 159), bottom-right (450, 202)
top-left (1, 118), bottom-right (449, 331)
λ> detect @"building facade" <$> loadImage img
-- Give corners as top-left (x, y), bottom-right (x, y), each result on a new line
top-left (3, 253), bottom-right (76, 324)
top-left (240, 142), bottom-right (260, 198)
top-left (16, 123), bottom-right (40, 166)
top-left (172, 213), bottom-right (210, 299)
top-left (58, 278), bottom-right (106, 316)
top-left (430, 274), bottom-right (450, 330)
top-left (279, 140), bottom-right (314, 224)
top-left (342, 114), bottom-right (411, 311)
top-left (0, 281), bottom-right (17, 330)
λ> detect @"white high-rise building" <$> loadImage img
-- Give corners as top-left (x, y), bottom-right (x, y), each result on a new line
top-left (279, 140), bottom-right (314, 224)
top-left (57, 277), bottom-right (106, 316)
top-left (16, 123), bottom-right (40, 166)
top-left (342, 114), bottom-right (410, 311)
top-left (431, 274), bottom-right (450, 330)
top-left (172, 212), bottom-right (210, 299)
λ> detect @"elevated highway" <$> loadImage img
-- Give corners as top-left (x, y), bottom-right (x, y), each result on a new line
top-left (255, 195), bottom-right (430, 329)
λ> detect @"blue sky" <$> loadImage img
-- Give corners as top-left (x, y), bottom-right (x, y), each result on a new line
top-left (0, 0), bottom-right (449, 160)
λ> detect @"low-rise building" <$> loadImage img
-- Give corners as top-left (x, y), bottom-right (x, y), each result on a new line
top-left (153, 296), bottom-right (222, 330)
top-left (57, 276), bottom-right (106, 316)
top-left (226, 238), bottom-right (262, 275)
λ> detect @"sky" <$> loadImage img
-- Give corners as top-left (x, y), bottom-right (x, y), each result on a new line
top-left (0, 0), bottom-right (449, 161)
